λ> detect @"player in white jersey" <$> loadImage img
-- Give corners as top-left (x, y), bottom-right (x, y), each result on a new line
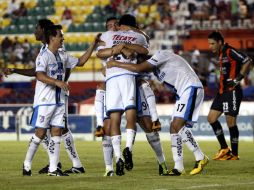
top-left (97, 14), bottom-right (149, 176)
top-left (107, 50), bottom-right (209, 176)
top-left (95, 17), bottom-right (168, 176)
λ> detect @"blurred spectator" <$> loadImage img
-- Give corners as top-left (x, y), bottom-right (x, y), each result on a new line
top-left (1, 37), bottom-right (13, 68)
top-left (104, 0), bottom-right (121, 16)
top-left (13, 2), bottom-right (27, 18)
top-left (60, 7), bottom-right (73, 28)
top-left (239, 0), bottom-right (248, 19)
top-left (22, 39), bottom-right (32, 67)
top-left (3, 0), bottom-right (18, 18)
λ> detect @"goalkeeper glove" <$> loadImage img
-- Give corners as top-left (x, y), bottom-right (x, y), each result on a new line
top-left (227, 74), bottom-right (244, 88)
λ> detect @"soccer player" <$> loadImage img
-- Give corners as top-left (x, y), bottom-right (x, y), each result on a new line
top-left (23, 24), bottom-right (69, 176)
top-left (207, 31), bottom-right (252, 160)
top-left (97, 14), bottom-right (149, 176)
top-left (107, 50), bottom-right (209, 176)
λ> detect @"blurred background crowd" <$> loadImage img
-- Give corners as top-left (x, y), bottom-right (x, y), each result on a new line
top-left (0, 0), bottom-right (253, 106)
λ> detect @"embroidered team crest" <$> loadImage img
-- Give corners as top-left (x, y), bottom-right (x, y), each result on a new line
top-left (39, 115), bottom-right (45, 123)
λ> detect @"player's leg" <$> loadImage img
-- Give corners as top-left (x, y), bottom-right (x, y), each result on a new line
top-left (139, 79), bottom-right (161, 131)
top-left (62, 128), bottom-right (85, 174)
top-left (102, 118), bottom-right (114, 176)
top-left (138, 116), bottom-right (169, 175)
top-left (23, 105), bottom-right (52, 176)
top-left (62, 96), bottom-right (85, 174)
top-left (47, 104), bottom-right (68, 176)
top-left (122, 75), bottom-right (137, 171)
top-left (173, 87), bottom-right (208, 175)
top-left (221, 89), bottom-right (242, 160)
top-left (95, 83), bottom-right (106, 137)
top-left (208, 94), bottom-right (230, 160)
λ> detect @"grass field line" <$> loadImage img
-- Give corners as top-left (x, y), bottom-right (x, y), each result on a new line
top-left (155, 181), bottom-right (254, 190)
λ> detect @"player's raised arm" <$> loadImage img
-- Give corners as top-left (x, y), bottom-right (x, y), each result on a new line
top-left (2, 68), bottom-right (36, 77)
top-left (77, 33), bottom-right (102, 67)
top-left (107, 59), bottom-right (153, 73)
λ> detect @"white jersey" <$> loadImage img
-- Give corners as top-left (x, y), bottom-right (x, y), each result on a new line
top-left (100, 30), bottom-right (149, 81)
top-left (147, 50), bottom-right (203, 98)
top-left (34, 47), bottom-right (79, 107)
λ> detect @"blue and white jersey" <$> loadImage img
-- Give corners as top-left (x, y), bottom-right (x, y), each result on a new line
top-left (147, 50), bottom-right (203, 98)
top-left (34, 47), bottom-right (79, 107)
top-left (100, 30), bottom-right (149, 81)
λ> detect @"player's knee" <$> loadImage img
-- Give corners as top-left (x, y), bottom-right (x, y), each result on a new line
top-left (207, 114), bottom-right (216, 124)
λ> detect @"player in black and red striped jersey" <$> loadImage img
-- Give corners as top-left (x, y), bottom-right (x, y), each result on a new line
top-left (207, 31), bottom-right (252, 160)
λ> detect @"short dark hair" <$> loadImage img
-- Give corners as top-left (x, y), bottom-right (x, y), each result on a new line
top-left (105, 16), bottom-right (117, 29)
top-left (208, 31), bottom-right (224, 44)
top-left (44, 24), bottom-right (62, 44)
top-left (119, 14), bottom-right (137, 28)
top-left (38, 19), bottom-right (54, 30)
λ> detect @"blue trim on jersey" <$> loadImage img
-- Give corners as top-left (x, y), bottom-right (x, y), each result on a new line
top-left (103, 116), bottom-right (110, 121)
top-left (30, 106), bottom-right (39, 127)
top-left (125, 105), bottom-right (136, 111)
top-left (136, 86), bottom-right (142, 115)
top-left (163, 81), bottom-right (179, 99)
top-left (105, 73), bottom-right (138, 82)
top-left (183, 87), bottom-right (197, 121)
top-left (50, 125), bottom-right (65, 128)
top-left (137, 114), bottom-right (151, 118)
top-left (106, 108), bottom-right (124, 116)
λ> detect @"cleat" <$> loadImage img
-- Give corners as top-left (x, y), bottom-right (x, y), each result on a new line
top-left (47, 169), bottom-right (69, 176)
top-left (122, 147), bottom-right (133, 171)
top-left (95, 126), bottom-right (104, 137)
top-left (116, 158), bottom-right (125, 176)
top-left (38, 164), bottom-right (49, 174)
top-left (104, 170), bottom-right (114, 177)
top-left (159, 162), bottom-right (169, 176)
top-left (213, 147), bottom-right (231, 160)
top-left (219, 152), bottom-right (239, 160)
top-left (190, 155), bottom-right (209, 175)
top-left (168, 168), bottom-right (185, 176)
top-left (38, 162), bottom-right (62, 174)
top-left (152, 119), bottom-right (161, 132)
top-left (63, 167), bottom-right (85, 174)
top-left (23, 165), bottom-right (32, 176)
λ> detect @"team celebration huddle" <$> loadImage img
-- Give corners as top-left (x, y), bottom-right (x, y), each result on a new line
top-left (2, 13), bottom-right (252, 177)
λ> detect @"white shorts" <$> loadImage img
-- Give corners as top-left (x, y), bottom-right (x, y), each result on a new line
top-left (172, 86), bottom-right (204, 125)
top-left (106, 75), bottom-right (136, 114)
top-left (137, 85), bottom-right (150, 117)
top-left (30, 104), bottom-right (65, 128)
top-left (103, 91), bottom-right (109, 120)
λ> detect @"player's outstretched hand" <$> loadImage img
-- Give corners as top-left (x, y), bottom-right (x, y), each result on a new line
top-left (55, 80), bottom-right (69, 91)
top-left (94, 33), bottom-right (102, 44)
top-left (2, 68), bottom-right (14, 77)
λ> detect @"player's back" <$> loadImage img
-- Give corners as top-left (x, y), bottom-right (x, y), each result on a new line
top-left (100, 30), bottom-right (148, 81)
top-left (148, 50), bottom-right (203, 97)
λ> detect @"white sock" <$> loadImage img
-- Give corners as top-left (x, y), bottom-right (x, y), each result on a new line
top-left (41, 129), bottom-right (51, 159)
top-left (102, 135), bottom-right (113, 171)
top-left (126, 128), bottom-right (136, 152)
top-left (94, 89), bottom-right (105, 127)
top-left (146, 132), bottom-right (165, 164)
top-left (48, 136), bottom-right (61, 172)
top-left (179, 126), bottom-right (204, 161)
top-left (141, 82), bottom-right (158, 122)
top-left (111, 135), bottom-right (122, 162)
top-left (62, 131), bottom-right (82, 168)
top-left (171, 134), bottom-right (184, 171)
top-left (24, 134), bottom-right (42, 171)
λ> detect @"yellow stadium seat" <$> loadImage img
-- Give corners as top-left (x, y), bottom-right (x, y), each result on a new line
top-left (77, 34), bottom-right (88, 43)
top-left (55, 0), bottom-right (65, 7)
top-left (91, 0), bottom-right (100, 6)
top-left (138, 5), bottom-right (149, 14)
top-left (55, 7), bottom-right (65, 16)
top-left (150, 4), bottom-right (157, 12)
top-left (100, 0), bottom-right (110, 6)
top-left (64, 0), bottom-right (73, 7)
top-left (79, 0), bottom-right (91, 6)
top-left (2, 19), bottom-right (11, 27)
top-left (26, 0), bottom-right (36, 9)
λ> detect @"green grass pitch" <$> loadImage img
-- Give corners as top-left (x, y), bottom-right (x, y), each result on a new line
top-left (0, 140), bottom-right (253, 190)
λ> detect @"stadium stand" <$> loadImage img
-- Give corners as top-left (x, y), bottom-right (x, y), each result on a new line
top-left (0, 0), bottom-right (254, 104)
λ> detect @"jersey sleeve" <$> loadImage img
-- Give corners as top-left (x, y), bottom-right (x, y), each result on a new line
top-left (66, 53), bottom-right (79, 69)
top-left (35, 53), bottom-right (47, 72)
top-left (229, 48), bottom-right (248, 65)
top-left (146, 51), bottom-right (167, 67)
top-left (136, 33), bottom-right (149, 49)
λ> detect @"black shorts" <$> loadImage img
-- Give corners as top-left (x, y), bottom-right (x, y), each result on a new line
top-left (210, 88), bottom-right (242, 117)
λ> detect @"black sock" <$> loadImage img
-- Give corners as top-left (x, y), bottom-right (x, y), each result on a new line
top-left (229, 125), bottom-right (239, 156)
top-left (210, 120), bottom-right (228, 149)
